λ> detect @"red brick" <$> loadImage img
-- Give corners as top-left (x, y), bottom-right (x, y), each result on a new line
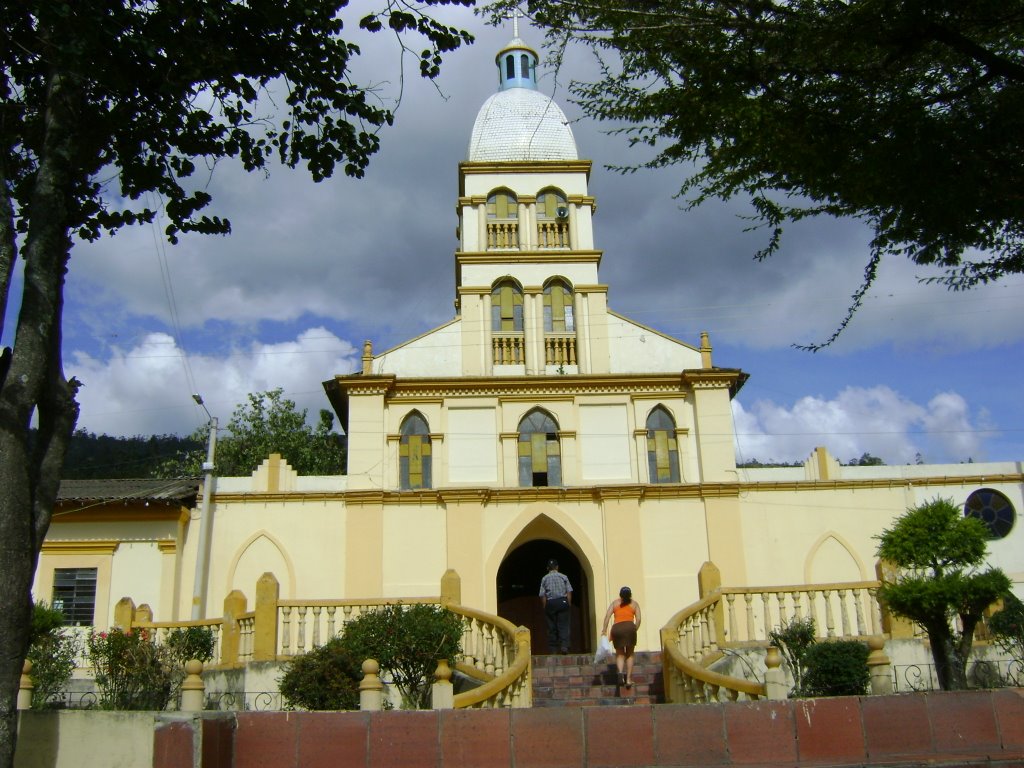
top-left (235, 712), bottom-right (298, 768)
top-left (368, 710), bottom-right (439, 768)
top-left (927, 690), bottom-right (1001, 754)
top-left (993, 688), bottom-right (1024, 751)
top-left (861, 693), bottom-right (932, 759)
top-left (585, 707), bottom-right (655, 768)
top-left (793, 697), bottom-right (866, 764)
top-left (725, 699), bottom-right (798, 764)
top-left (201, 715), bottom-right (235, 768)
top-left (296, 712), bottom-right (370, 768)
top-left (153, 721), bottom-right (193, 768)
top-left (511, 707), bottom-right (585, 768)
top-left (653, 704), bottom-right (729, 766)
top-left (440, 708), bottom-right (511, 768)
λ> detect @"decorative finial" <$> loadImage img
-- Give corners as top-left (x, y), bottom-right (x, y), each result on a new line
top-left (505, 7), bottom-right (523, 38)
top-left (362, 340), bottom-right (373, 375)
top-left (700, 331), bottom-right (713, 369)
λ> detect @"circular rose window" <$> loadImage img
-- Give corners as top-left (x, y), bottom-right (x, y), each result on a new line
top-left (964, 488), bottom-right (1016, 539)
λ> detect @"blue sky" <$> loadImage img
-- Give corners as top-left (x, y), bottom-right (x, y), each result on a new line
top-left (14, 16), bottom-right (1022, 466)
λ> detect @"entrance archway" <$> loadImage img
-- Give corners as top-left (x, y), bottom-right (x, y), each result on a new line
top-left (496, 540), bottom-right (591, 654)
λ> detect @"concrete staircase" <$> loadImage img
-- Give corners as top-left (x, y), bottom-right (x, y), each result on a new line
top-left (531, 651), bottom-right (664, 707)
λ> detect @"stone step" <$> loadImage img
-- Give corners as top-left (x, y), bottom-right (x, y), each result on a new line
top-left (531, 652), bottom-right (664, 707)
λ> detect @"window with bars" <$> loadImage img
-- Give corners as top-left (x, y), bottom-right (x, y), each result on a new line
top-left (51, 567), bottom-right (98, 626)
top-left (646, 406), bottom-right (680, 483)
top-left (399, 412), bottom-right (432, 490)
top-left (518, 409), bottom-right (561, 487)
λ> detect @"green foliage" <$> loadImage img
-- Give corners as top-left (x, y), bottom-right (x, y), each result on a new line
top-left (492, 0), bottom-right (1024, 347)
top-left (156, 389), bottom-right (345, 477)
top-left (768, 616), bottom-right (816, 696)
top-left (338, 604), bottom-right (463, 709)
top-left (279, 637), bottom-right (362, 711)
top-left (989, 593), bottom-right (1024, 670)
top-left (876, 498), bottom-right (1012, 690)
top-left (801, 641), bottom-right (870, 698)
top-left (847, 453), bottom-right (885, 466)
top-left (164, 626), bottom-right (216, 667)
top-left (27, 602), bottom-right (80, 709)
top-left (87, 628), bottom-right (174, 710)
top-left (57, 430), bottom-right (202, 478)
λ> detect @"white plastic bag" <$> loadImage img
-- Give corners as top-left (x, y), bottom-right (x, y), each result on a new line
top-left (594, 635), bottom-right (614, 664)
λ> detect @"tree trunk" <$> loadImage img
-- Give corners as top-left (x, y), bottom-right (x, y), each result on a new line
top-left (926, 622), bottom-right (968, 690)
top-left (0, 61), bottom-right (82, 768)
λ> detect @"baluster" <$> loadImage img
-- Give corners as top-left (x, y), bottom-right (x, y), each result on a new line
top-left (793, 591), bottom-right (803, 621)
top-left (474, 620), bottom-right (486, 672)
top-left (568, 338), bottom-right (576, 365)
top-left (761, 592), bottom-right (771, 640)
top-left (853, 589), bottom-right (867, 635)
top-left (327, 606), bottom-right (336, 639)
top-left (297, 606), bottom-right (308, 652)
top-left (484, 624), bottom-right (496, 677)
top-left (838, 589), bottom-right (851, 636)
top-left (776, 592), bottom-right (787, 627)
top-left (312, 606), bottom-right (322, 647)
top-left (823, 590), bottom-right (836, 637)
top-left (744, 593), bottom-right (755, 643)
top-left (726, 593), bottom-right (738, 643)
top-left (707, 606), bottom-right (719, 653)
top-left (281, 607), bottom-right (292, 655)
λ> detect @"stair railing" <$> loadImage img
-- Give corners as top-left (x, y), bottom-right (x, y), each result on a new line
top-left (661, 580), bottom-right (884, 703)
top-left (448, 603), bottom-right (532, 708)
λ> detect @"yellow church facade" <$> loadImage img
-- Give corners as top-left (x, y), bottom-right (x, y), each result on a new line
top-left (34, 36), bottom-right (1024, 660)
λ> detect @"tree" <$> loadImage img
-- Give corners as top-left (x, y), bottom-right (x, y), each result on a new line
top-left (847, 452), bottom-right (885, 467)
top-left (157, 388), bottom-right (345, 477)
top-left (0, 3), bottom-right (471, 764)
top-left (489, 1), bottom-right (1024, 347)
top-left (338, 604), bottom-right (463, 709)
top-left (876, 498), bottom-right (1011, 690)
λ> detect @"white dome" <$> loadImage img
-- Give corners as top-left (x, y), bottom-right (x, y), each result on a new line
top-left (467, 88), bottom-right (578, 162)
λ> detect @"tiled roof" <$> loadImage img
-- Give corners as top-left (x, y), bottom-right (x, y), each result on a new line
top-left (468, 88), bottom-right (578, 162)
top-left (56, 478), bottom-right (199, 505)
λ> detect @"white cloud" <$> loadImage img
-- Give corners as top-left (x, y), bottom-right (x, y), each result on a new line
top-left (733, 386), bottom-right (983, 465)
top-left (68, 329), bottom-right (358, 437)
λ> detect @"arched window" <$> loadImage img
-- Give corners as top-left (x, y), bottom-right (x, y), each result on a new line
top-left (518, 409), bottom-right (561, 487)
top-left (491, 280), bottom-right (524, 333)
top-left (646, 406), bottom-right (680, 483)
top-left (487, 190), bottom-right (518, 220)
top-left (487, 190), bottom-right (518, 248)
top-left (537, 189), bottom-right (568, 248)
top-left (521, 53), bottom-right (530, 78)
top-left (537, 189), bottom-right (567, 219)
top-left (399, 412), bottom-right (431, 490)
top-left (964, 488), bottom-right (1015, 539)
top-left (543, 279), bottom-right (574, 333)
top-left (505, 54), bottom-right (515, 80)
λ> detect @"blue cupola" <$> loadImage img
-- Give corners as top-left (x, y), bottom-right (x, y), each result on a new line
top-left (495, 38), bottom-right (539, 91)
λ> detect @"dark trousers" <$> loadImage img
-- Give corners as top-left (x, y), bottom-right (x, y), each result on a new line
top-left (545, 598), bottom-right (570, 653)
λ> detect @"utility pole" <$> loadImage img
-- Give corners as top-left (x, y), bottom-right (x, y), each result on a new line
top-left (190, 395), bottom-right (218, 620)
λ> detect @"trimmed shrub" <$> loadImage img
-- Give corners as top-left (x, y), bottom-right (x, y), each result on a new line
top-left (165, 626), bottom-right (216, 666)
top-left (279, 637), bottom-right (362, 711)
top-left (87, 627), bottom-right (173, 710)
top-left (989, 593), bottom-right (1024, 672)
top-left (338, 604), bottom-right (463, 709)
top-left (802, 640), bottom-right (870, 697)
top-left (28, 602), bottom-right (80, 708)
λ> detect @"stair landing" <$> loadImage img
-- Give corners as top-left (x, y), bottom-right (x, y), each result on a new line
top-left (531, 651), bottom-right (664, 707)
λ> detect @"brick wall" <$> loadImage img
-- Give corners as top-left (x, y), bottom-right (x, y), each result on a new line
top-left (149, 689), bottom-right (1024, 768)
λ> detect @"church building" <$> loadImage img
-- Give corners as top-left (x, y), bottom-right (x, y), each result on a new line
top-left (35, 34), bottom-right (1024, 658)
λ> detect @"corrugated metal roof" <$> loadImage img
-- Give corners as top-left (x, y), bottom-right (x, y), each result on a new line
top-left (56, 478), bottom-right (199, 505)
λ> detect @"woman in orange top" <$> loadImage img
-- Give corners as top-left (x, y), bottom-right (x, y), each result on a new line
top-left (601, 586), bottom-right (642, 688)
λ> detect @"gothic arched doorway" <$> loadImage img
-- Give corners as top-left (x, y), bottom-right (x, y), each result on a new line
top-left (496, 540), bottom-right (591, 654)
